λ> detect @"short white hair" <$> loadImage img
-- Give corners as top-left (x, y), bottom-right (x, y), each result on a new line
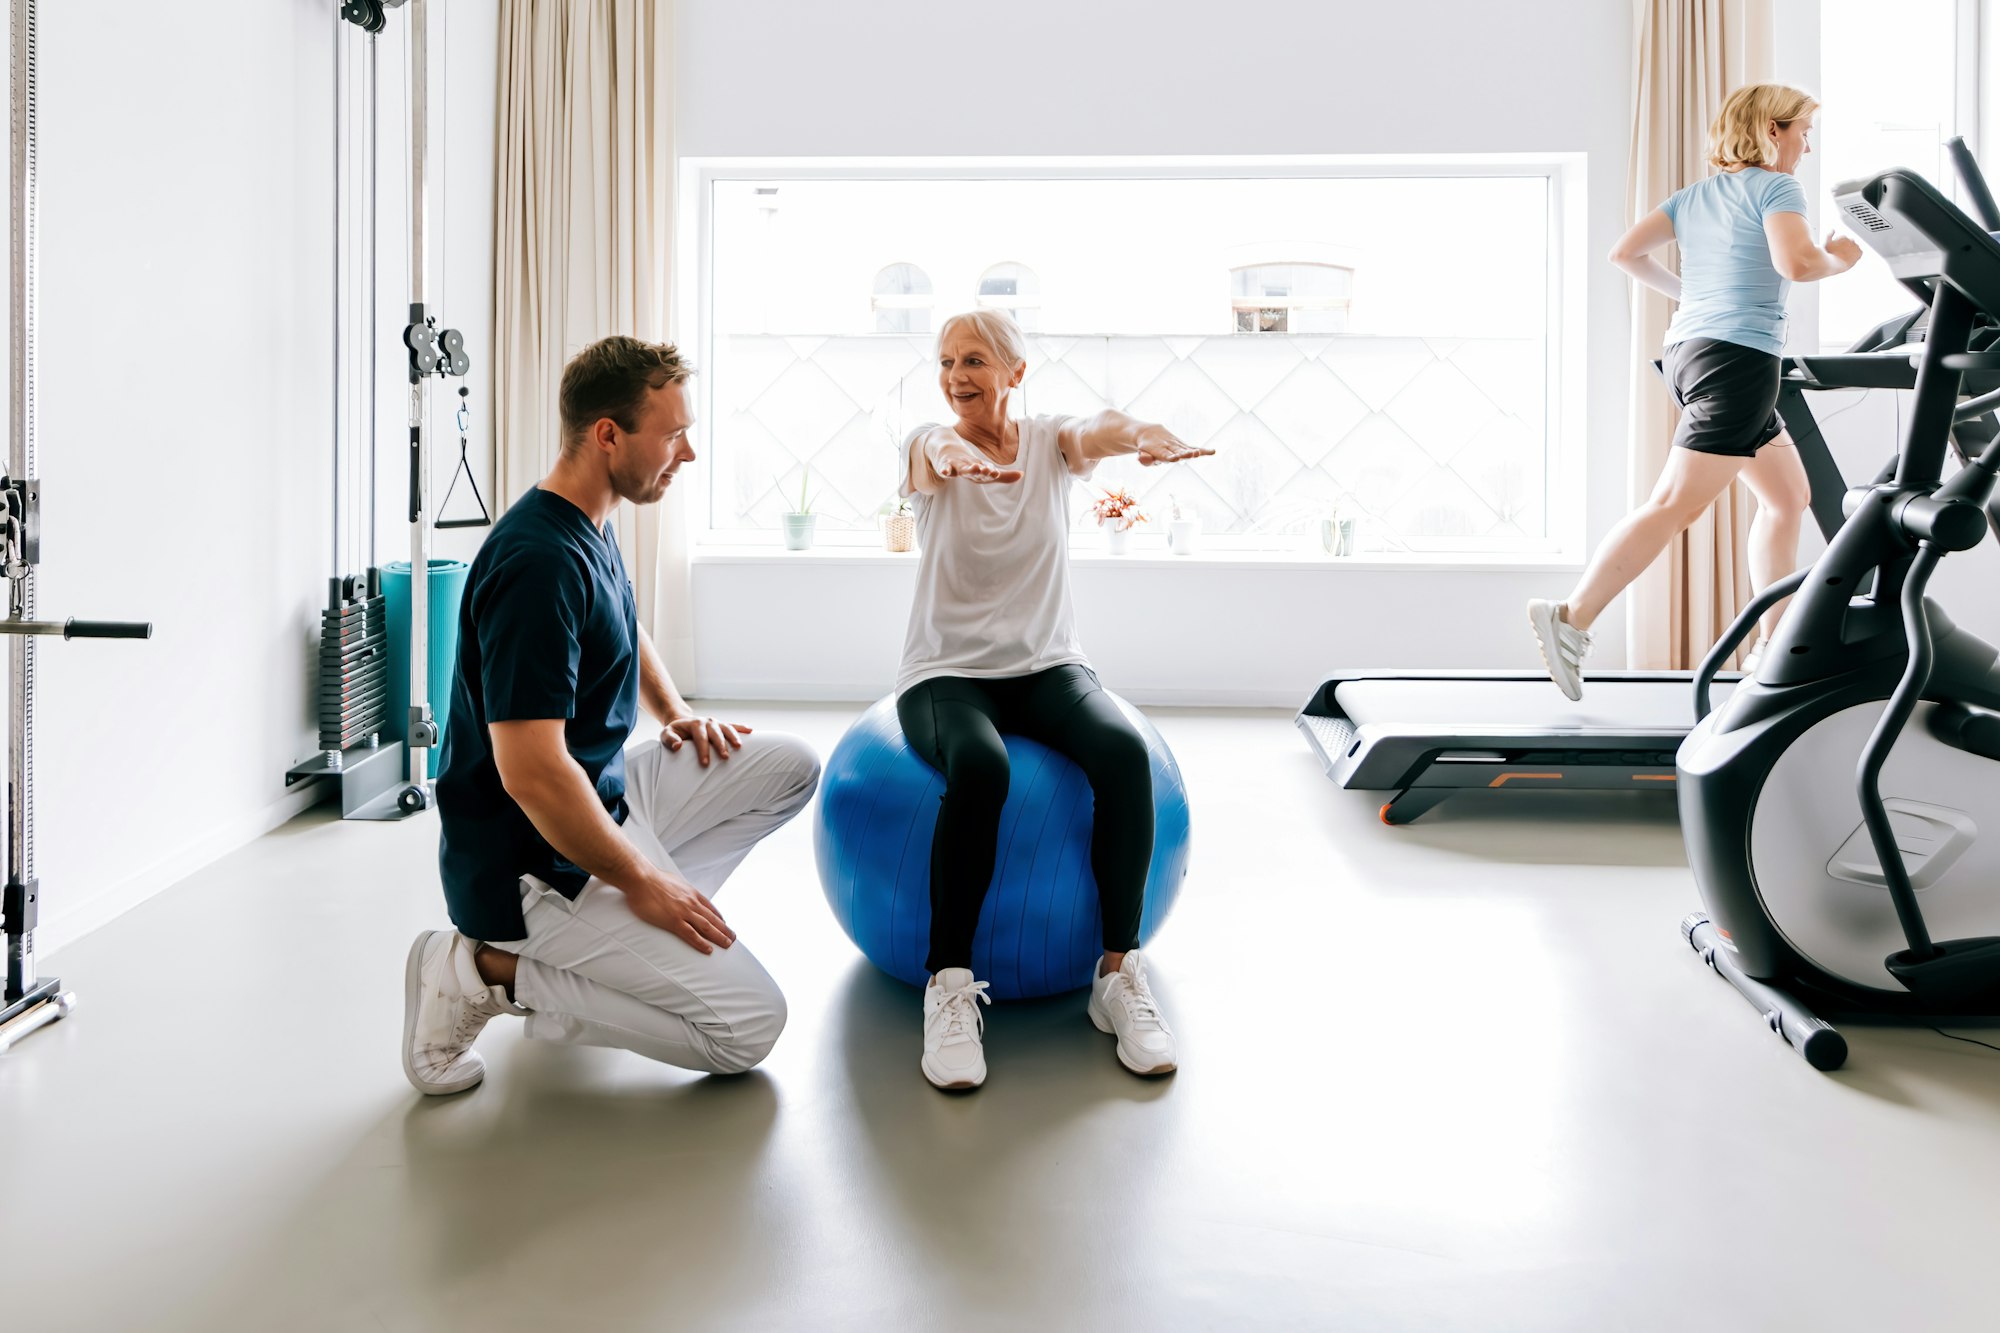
top-left (936, 308), bottom-right (1027, 368)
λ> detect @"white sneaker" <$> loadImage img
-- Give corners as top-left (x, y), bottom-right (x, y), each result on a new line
top-left (1527, 598), bottom-right (1593, 701)
top-left (1088, 951), bottom-right (1177, 1076)
top-left (1741, 639), bottom-right (1765, 672)
top-left (921, 967), bottom-right (991, 1090)
top-left (402, 930), bottom-right (522, 1096)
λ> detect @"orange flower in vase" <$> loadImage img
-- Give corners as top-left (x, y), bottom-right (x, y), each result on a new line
top-left (1091, 487), bottom-right (1147, 555)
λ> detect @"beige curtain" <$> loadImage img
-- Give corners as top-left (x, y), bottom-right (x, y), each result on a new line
top-left (494, 0), bottom-right (695, 683)
top-left (1624, 0), bottom-right (1774, 669)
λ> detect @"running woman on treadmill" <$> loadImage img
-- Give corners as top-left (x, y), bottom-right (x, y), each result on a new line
top-left (1529, 83), bottom-right (1862, 699)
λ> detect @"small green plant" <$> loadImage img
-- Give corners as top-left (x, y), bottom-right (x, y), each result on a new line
top-left (786, 467), bottom-right (815, 516)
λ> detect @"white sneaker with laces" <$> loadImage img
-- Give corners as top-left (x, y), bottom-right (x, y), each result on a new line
top-left (921, 967), bottom-right (991, 1090)
top-left (402, 930), bottom-right (523, 1096)
top-left (1527, 598), bottom-right (1594, 701)
top-left (1088, 950), bottom-right (1177, 1076)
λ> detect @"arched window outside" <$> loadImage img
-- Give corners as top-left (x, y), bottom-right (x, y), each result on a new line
top-left (873, 262), bottom-right (934, 334)
top-left (1231, 262), bottom-right (1353, 334)
top-left (977, 261), bottom-right (1042, 332)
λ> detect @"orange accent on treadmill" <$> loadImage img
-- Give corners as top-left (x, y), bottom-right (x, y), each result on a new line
top-left (1487, 772), bottom-right (1563, 788)
top-left (1632, 774), bottom-right (1678, 782)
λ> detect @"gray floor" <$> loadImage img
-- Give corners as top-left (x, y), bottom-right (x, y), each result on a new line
top-left (6, 703), bottom-right (2000, 1332)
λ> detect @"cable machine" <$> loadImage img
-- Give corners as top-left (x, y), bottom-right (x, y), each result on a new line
top-left (289, 0), bottom-right (484, 819)
top-left (0, 0), bottom-right (153, 1053)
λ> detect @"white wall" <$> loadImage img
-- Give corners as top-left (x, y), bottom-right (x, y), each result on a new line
top-left (675, 0), bottom-right (1637, 704)
top-left (33, 0), bottom-right (497, 953)
top-left (30, 0), bottom-right (335, 949)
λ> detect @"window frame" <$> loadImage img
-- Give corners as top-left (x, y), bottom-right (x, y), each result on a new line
top-left (676, 153), bottom-right (1590, 561)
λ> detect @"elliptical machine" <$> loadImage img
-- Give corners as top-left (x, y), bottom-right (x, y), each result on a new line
top-left (1680, 166), bottom-right (2000, 1071)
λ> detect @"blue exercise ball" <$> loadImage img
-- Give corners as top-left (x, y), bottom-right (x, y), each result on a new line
top-left (815, 693), bottom-right (1191, 1000)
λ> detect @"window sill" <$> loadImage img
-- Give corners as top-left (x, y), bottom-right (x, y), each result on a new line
top-left (691, 544), bottom-right (1582, 575)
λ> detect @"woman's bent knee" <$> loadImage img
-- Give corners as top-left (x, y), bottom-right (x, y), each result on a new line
top-left (945, 747), bottom-right (1009, 803)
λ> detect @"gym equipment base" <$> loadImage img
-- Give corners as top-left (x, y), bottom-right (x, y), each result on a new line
top-left (286, 740), bottom-right (416, 819)
top-left (0, 978), bottom-right (75, 1054)
top-left (1684, 914), bottom-right (2000, 1071)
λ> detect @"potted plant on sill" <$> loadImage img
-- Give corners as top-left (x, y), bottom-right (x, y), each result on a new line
top-left (880, 495), bottom-right (915, 552)
top-left (782, 468), bottom-right (817, 551)
top-left (1091, 486), bottom-right (1147, 555)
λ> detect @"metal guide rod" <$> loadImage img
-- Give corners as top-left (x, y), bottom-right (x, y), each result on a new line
top-left (332, 9), bottom-right (344, 586)
top-left (7, 0), bottom-right (39, 1004)
top-left (406, 0), bottom-right (434, 793)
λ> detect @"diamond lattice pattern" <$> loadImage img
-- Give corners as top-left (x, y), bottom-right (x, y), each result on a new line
top-left (714, 333), bottom-right (1546, 545)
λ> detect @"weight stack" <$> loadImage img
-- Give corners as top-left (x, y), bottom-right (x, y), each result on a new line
top-left (319, 569), bottom-right (389, 752)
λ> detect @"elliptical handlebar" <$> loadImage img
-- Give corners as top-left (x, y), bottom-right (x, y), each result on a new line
top-left (1692, 568), bottom-right (1810, 722)
top-left (1948, 136), bottom-right (2000, 231)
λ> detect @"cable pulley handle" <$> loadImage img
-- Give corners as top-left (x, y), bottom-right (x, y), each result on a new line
top-left (0, 618), bottom-right (153, 639)
top-left (436, 385), bottom-right (492, 530)
top-left (66, 620), bottom-right (153, 639)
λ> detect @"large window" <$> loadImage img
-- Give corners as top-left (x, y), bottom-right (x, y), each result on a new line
top-left (1817, 0), bottom-right (1967, 349)
top-left (692, 165), bottom-right (1571, 554)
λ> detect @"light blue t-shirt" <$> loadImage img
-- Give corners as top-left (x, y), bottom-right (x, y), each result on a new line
top-left (1659, 167), bottom-right (1810, 356)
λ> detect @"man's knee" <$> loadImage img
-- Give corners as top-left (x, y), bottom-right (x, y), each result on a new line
top-left (765, 732), bottom-right (822, 808)
top-left (705, 988), bottom-right (787, 1075)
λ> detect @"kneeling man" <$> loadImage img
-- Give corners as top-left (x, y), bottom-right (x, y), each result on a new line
top-left (401, 335), bottom-right (820, 1094)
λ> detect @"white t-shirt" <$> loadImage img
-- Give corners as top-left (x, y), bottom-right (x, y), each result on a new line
top-left (896, 414), bottom-right (1096, 694)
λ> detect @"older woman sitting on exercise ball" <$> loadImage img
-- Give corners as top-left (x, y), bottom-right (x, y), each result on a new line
top-left (897, 308), bottom-right (1211, 1091)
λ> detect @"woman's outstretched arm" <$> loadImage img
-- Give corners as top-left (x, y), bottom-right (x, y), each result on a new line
top-left (1057, 411), bottom-right (1214, 474)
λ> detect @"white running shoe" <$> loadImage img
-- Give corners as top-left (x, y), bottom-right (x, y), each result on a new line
top-left (1527, 598), bottom-right (1593, 701)
top-left (921, 967), bottom-right (991, 1090)
top-left (402, 930), bottom-right (522, 1096)
top-left (1741, 639), bottom-right (1765, 672)
top-left (1088, 950), bottom-right (1177, 1076)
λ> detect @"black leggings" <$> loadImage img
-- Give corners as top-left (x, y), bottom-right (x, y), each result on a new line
top-left (897, 665), bottom-right (1155, 975)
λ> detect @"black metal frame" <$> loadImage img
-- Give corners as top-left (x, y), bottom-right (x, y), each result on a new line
top-left (1679, 167), bottom-right (2000, 1068)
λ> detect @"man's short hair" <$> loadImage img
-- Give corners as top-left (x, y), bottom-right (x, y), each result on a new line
top-left (559, 336), bottom-right (694, 453)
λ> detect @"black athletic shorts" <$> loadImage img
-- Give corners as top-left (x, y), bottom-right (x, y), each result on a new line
top-left (1662, 337), bottom-right (1785, 457)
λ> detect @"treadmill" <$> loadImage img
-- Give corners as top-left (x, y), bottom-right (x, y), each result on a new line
top-left (1299, 138), bottom-right (2000, 825)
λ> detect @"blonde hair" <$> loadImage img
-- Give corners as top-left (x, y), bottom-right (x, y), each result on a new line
top-left (936, 308), bottom-right (1027, 369)
top-left (1708, 83), bottom-right (1819, 171)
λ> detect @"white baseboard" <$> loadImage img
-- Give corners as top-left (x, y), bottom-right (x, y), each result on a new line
top-left (37, 783), bottom-right (328, 961)
top-left (693, 681), bottom-right (1307, 710)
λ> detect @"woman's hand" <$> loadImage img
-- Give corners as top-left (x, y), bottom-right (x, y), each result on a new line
top-left (1825, 231), bottom-right (1862, 272)
top-left (932, 439), bottom-right (1023, 485)
top-left (1134, 426), bottom-right (1214, 467)
top-left (663, 715), bottom-right (753, 765)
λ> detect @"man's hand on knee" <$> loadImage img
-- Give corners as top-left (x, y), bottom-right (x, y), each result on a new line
top-left (625, 869), bottom-right (737, 954)
top-left (662, 715), bottom-right (753, 766)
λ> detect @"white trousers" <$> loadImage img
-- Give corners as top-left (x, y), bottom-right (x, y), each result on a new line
top-left (494, 732), bottom-right (820, 1074)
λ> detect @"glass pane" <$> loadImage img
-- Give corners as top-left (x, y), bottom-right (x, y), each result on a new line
top-left (873, 262), bottom-right (932, 296)
top-left (706, 175), bottom-right (1551, 549)
top-left (1817, 0), bottom-right (1957, 349)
